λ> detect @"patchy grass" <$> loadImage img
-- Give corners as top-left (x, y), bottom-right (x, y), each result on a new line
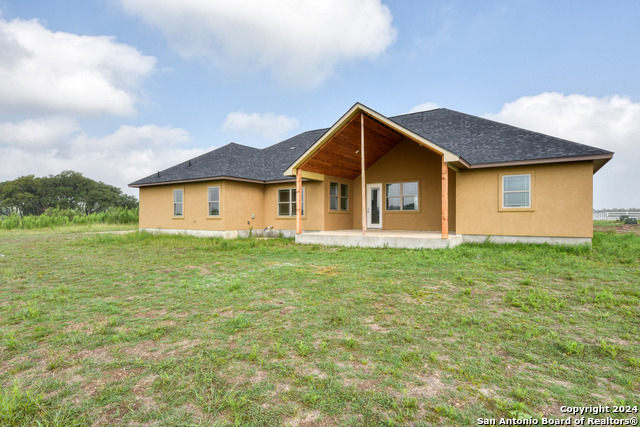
top-left (0, 225), bottom-right (638, 426)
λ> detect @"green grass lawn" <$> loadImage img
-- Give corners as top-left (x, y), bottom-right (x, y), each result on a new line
top-left (0, 226), bottom-right (638, 426)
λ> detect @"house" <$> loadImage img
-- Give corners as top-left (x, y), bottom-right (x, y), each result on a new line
top-left (129, 103), bottom-right (613, 248)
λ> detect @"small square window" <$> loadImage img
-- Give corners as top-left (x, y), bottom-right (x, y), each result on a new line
top-left (502, 174), bottom-right (531, 208)
top-left (278, 188), bottom-right (304, 216)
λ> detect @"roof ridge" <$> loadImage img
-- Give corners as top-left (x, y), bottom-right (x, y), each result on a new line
top-left (389, 108), bottom-right (445, 119)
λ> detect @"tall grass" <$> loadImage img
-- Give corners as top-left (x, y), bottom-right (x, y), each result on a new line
top-left (0, 207), bottom-right (138, 230)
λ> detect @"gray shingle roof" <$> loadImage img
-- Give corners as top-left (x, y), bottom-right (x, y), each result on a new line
top-left (390, 108), bottom-right (612, 165)
top-left (130, 129), bottom-right (328, 186)
top-left (129, 108), bottom-right (612, 186)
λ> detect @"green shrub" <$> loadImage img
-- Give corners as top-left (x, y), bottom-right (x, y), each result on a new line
top-left (0, 207), bottom-right (138, 230)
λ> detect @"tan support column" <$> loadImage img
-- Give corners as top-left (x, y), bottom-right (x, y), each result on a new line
top-left (441, 158), bottom-right (449, 239)
top-left (296, 168), bottom-right (302, 235)
top-left (361, 113), bottom-right (366, 235)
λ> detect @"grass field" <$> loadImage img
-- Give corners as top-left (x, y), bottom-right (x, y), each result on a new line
top-left (0, 225), bottom-right (639, 426)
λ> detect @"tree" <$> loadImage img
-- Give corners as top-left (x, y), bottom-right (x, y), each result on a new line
top-left (0, 171), bottom-right (138, 216)
top-left (0, 175), bottom-right (48, 216)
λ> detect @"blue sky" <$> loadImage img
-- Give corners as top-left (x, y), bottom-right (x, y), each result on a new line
top-left (0, 0), bottom-right (638, 208)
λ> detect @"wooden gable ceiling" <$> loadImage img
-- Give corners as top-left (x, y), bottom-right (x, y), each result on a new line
top-left (300, 113), bottom-right (405, 180)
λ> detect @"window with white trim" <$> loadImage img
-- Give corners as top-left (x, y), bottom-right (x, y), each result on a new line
top-left (208, 186), bottom-right (220, 216)
top-left (386, 182), bottom-right (418, 211)
top-left (329, 182), bottom-right (349, 211)
top-left (173, 189), bottom-right (183, 216)
top-left (502, 174), bottom-right (531, 208)
top-left (278, 188), bottom-right (304, 216)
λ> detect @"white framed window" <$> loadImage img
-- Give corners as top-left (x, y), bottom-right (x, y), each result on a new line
top-left (278, 188), bottom-right (304, 216)
top-left (386, 182), bottom-right (418, 211)
top-left (173, 189), bottom-right (183, 216)
top-left (208, 186), bottom-right (220, 216)
top-left (330, 182), bottom-right (349, 211)
top-left (502, 174), bottom-right (531, 208)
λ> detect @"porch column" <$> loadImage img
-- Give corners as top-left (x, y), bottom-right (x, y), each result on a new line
top-left (296, 168), bottom-right (302, 235)
top-left (361, 113), bottom-right (366, 235)
top-left (441, 158), bottom-right (449, 239)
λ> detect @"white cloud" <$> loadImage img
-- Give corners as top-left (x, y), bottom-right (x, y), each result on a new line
top-left (222, 111), bottom-right (299, 142)
top-left (486, 93), bottom-right (640, 208)
top-left (0, 117), bottom-right (210, 196)
top-left (117, 0), bottom-right (396, 87)
top-left (0, 116), bottom-right (80, 148)
top-left (409, 102), bottom-right (440, 113)
top-left (0, 18), bottom-right (156, 116)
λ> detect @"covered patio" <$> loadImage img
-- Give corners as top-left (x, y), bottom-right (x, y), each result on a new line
top-left (285, 103), bottom-right (461, 249)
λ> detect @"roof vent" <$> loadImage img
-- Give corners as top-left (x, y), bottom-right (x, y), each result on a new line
top-left (290, 147), bottom-right (295, 150)
top-left (157, 171), bottom-right (160, 177)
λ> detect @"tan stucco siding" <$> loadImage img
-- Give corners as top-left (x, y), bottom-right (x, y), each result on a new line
top-left (223, 181), bottom-right (265, 231)
top-left (323, 176), bottom-right (355, 231)
top-left (350, 138), bottom-right (456, 232)
top-left (263, 181), bottom-right (324, 231)
top-left (455, 161), bottom-right (593, 238)
top-left (139, 180), bottom-right (227, 230)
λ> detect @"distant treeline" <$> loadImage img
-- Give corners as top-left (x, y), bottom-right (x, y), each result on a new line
top-left (0, 171), bottom-right (137, 217)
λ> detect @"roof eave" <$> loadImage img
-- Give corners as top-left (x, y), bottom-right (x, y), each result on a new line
top-left (463, 153), bottom-right (614, 173)
top-left (128, 175), bottom-right (310, 188)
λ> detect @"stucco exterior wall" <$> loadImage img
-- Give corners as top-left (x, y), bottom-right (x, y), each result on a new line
top-left (455, 161), bottom-right (593, 238)
top-left (350, 138), bottom-right (457, 232)
top-left (139, 180), bottom-right (229, 231)
top-left (323, 176), bottom-right (355, 231)
top-left (263, 180), bottom-right (325, 232)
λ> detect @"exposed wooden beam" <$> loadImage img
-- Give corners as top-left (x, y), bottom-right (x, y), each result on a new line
top-left (441, 157), bottom-right (449, 239)
top-left (360, 113), bottom-right (367, 236)
top-left (296, 168), bottom-right (302, 235)
top-left (361, 113), bottom-right (366, 236)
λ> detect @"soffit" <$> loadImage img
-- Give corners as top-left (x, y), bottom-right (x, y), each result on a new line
top-left (300, 113), bottom-right (405, 180)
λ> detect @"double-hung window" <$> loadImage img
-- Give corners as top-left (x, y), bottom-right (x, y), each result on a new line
top-left (386, 182), bottom-right (418, 211)
top-left (208, 186), bottom-right (220, 216)
top-left (173, 189), bottom-right (183, 216)
top-left (502, 174), bottom-right (531, 208)
top-left (278, 188), bottom-right (304, 216)
top-left (329, 182), bottom-right (349, 211)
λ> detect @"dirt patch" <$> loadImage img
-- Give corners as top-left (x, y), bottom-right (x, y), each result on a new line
top-left (367, 323), bottom-right (389, 333)
top-left (73, 347), bottom-right (114, 363)
top-left (135, 309), bottom-right (168, 318)
top-left (315, 266), bottom-right (339, 275)
top-left (121, 339), bottom-right (201, 361)
top-left (286, 410), bottom-right (322, 427)
top-left (133, 375), bottom-right (159, 411)
top-left (186, 265), bottom-right (213, 276)
top-left (403, 373), bottom-right (450, 398)
top-left (280, 306), bottom-right (295, 315)
top-left (594, 224), bottom-right (640, 235)
top-left (63, 322), bottom-right (91, 333)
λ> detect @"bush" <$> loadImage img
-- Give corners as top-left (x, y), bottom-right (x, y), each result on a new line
top-left (0, 207), bottom-right (138, 230)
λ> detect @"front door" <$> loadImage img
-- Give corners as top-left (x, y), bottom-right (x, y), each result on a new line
top-left (366, 183), bottom-right (382, 229)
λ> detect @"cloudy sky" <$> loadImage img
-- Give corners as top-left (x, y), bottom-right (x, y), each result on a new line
top-left (0, 0), bottom-right (638, 208)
